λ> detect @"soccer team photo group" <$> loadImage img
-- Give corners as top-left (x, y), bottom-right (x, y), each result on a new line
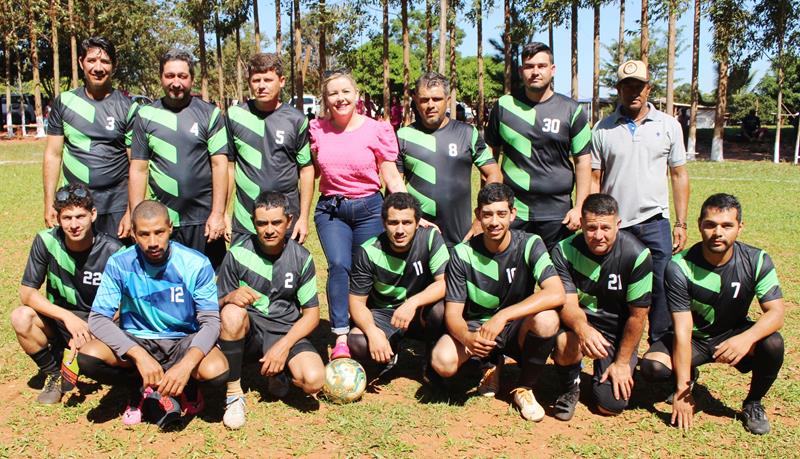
top-left (1, 0), bottom-right (799, 455)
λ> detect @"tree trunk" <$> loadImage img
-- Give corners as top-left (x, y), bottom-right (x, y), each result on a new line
top-left (68, 0), bottom-right (78, 88)
top-left (276, 0), bottom-right (282, 54)
top-left (49, 0), bottom-right (61, 97)
top-left (666, 0), bottom-right (676, 117)
top-left (640, 0), bottom-right (649, 66)
top-left (28, 4), bottom-right (45, 137)
top-left (477, 0), bottom-right (485, 127)
top-left (503, 0), bottom-right (511, 93)
top-left (773, 40), bottom-right (784, 163)
top-left (198, 20), bottom-right (209, 101)
top-left (402, 0), bottom-right (411, 125)
top-left (711, 52), bottom-right (728, 162)
top-left (214, 7), bottom-right (225, 109)
top-left (4, 34), bottom-right (13, 137)
top-left (425, 0), bottom-right (433, 71)
top-left (301, 44), bottom-right (311, 81)
top-left (88, 2), bottom-right (95, 34)
top-left (235, 26), bottom-right (243, 102)
top-left (253, 0), bottom-right (261, 51)
top-left (319, 0), bottom-right (327, 96)
top-left (592, 2), bottom-right (600, 124)
top-left (449, 4), bottom-right (457, 117)
top-left (617, 0), bottom-right (625, 64)
top-left (548, 20), bottom-right (554, 52)
top-left (382, 0), bottom-right (390, 118)
top-left (439, 0), bottom-right (448, 74)
top-left (687, 0), bottom-right (700, 158)
top-left (571, 0), bottom-right (578, 99)
top-left (293, 0), bottom-right (303, 111)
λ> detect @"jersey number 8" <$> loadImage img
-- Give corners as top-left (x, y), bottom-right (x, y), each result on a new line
top-left (448, 143), bottom-right (458, 157)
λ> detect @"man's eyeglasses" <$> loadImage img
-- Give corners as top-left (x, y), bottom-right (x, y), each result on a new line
top-left (55, 187), bottom-right (88, 204)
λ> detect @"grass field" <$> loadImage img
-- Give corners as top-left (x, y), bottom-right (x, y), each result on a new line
top-left (0, 139), bottom-right (798, 458)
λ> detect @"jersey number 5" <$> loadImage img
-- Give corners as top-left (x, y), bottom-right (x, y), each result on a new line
top-left (275, 130), bottom-right (285, 145)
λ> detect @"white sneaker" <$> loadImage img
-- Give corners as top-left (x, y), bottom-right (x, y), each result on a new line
top-left (478, 365), bottom-right (501, 397)
top-left (512, 387), bottom-right (545, 422)
top-left (223, 395), bottom-right (247, 430)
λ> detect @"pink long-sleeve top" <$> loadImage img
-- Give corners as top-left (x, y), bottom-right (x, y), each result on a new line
top-left (310, 116), bottom-right (399, 198)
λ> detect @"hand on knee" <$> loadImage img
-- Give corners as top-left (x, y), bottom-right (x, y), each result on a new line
top-left (594, 383), bottom-right (629, 416)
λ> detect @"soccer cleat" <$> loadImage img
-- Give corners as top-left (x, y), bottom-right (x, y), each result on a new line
top-left (180, 385), bottom-right (205, 416)
top-left (223, 395), bottom-right (247, 430)
top-left (143, 389), bottom-right (182, 431)
top-left (376, 353), bottom-right (400, 380)
top-left (512, 386), bottom-right (545, 422)
top-left (268, 371), bottom-right (291, 398)
top-left (37, 373), bottom-right (65, 404)
top-left (330, 342), bottom-right (351, 360)
top-left (122, 387), bottom-right (150, 426)
top-left (478, 365), bottom-right (501, 397)
top-left (742, 400), bottom-right (771, 435)
top-left (553, 385), bottom-right (581, 422)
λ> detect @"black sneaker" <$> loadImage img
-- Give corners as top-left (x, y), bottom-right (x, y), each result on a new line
top-left (143, 390), bottom-right (182, 431)
top-left (553, 385), bottom-right (580, 421)
top-left (37, 373), bottom-right (64, 404)
top-left (422, 361), bottom-right (445, 390)
top-left (742, 400), bottom-right (771, 435)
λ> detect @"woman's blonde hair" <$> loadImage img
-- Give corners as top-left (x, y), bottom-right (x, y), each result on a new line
top-left (319, 71), bottom-right (359, 119)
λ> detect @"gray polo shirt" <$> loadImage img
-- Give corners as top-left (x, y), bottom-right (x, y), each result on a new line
top-left (591, 103), bottom-right (686, 227)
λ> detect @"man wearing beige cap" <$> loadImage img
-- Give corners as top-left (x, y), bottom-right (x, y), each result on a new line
top-left (590, 60), bottom-right (689, 344)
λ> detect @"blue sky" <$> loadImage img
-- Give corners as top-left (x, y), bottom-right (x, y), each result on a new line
top-left (254, 0), bottom-right (770, 98)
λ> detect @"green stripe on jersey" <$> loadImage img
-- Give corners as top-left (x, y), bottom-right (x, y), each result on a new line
top-left (240, 280), bottom-right (270, 316)
top-left (561, 238), bottom-right (601, 282)
top-left (165, 205), bottom-right (181, 227)
top-left (234, 196), bottom-right (256, 234)
top-left (633, 248), bottom-right (650, 269)
top-left (149, 163), bottom-right (179, 197)
top-left (232, 246), bottom-right (273, 281)
top-left (756, 268), bottom-right (780, 298)
top-left (364, 243), bottom-right (406, 275)
top-left (375, 280), bottom-right (407, 304)
top-left (209, 107), bottom-right (221, 129)
top-left (228, 106), bottom-right (265, 136)
top-left (406, 181), bottom-right (437, 217)
top-left (674, 255), bottom-right (721, 293)
top-left (233, 137), bottom-right (263, 168)
top-left (690, 299), bottom-right (714, 338)
top-left (513, 198), bottom-right (530, 221)
top-left (498, 95), bottom-right (536, 127)
top-left (578, 289), bottom-right (598, 312)
top-left (297, 143), bottom-right (311, 166)
top-left (147, 134), bottom-right (178, 163)
top-left (627, 272), bottom-right (653, 302)
top-left (404, 155), bottom-right (437, 185)
top-left (454, 245), bottom-right (499, 281)
top-left (467, 280), bottom-right (500, 309)
top-left (531, 244), bottom-right (552, 280)
top-left (40, 230), bottom-right (76, 274)
top-left (61, 91), bottom-right (95, 123)
top-left (501, 156), bottom-right (530, 191)
top-left (499, 122), bottom-right (532, 158)
top-left (62, 121), bottom-right (92, 152)
top-left (47, 271), bottom-right (77, 305)
top-left (138, 106), bottom-right (177, 131)
top-left (297, 275), bottom-right (317, 306)
top-left (235, 163), bottom-right (261, 200)
top-left (208, 128), bottom-right (228, 154)
top-left (429, 234), bottom-right (449, 273)
top-left (571, 124), bottom-right (591, 155)
top-left (62, 147), bottom-right (91, 183)
top-left (399, 127), bottom-right (437, 153)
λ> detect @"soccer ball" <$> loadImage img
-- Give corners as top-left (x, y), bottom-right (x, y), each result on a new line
top-left (323, 358), bottom-right (367, 404)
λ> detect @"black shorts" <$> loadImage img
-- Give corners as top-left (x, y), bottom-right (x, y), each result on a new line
top-left (41, 309), bottom-right (89, 350)
top-left (646, 322), bottom-right (756, 371)
top-left (171, 224), bottom-right (227, 268)
top-left (243, 309), bottom-right (318, 363)
top-left (510, 219), bottom-right (574, 251)
top-left (466, 318), bottom-right (525, 361)
top-left (124, 332), bottom-right (197, 371)
top-left (94, 211), bottom-right (126, 240)
top-left (369, 307), bottom-right (426, 344)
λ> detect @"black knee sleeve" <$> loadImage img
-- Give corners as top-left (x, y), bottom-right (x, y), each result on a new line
top-left (347, 333), bottom-right (371, 362)
top-left (421, 301), bottom-right (445, 343)
top-left (219, 339), bottom-right (245, 382)
top-left (639, 358), bottom-right (673, 382)
top-left (744, 332), bottom-right (784, 403)
top-left (593, 382), bottom-right (629, 415)
top-left (519, 331), bottom-right (557, 388)
top-left (77, 353), bottom-right (130, 385)
top-left (201, 370), bottom-right (230, 390)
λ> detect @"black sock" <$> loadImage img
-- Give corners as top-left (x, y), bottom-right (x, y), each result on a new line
top-left (201, 371), bottom-right (230, 391)
top-left (556, 363), bottom-right (581, 392)
top-left (29, 346), bottom-right (59, 375)
top-left (76, 354), bottom-right (131, 385)
top-left (519, 332), bottom-right (557, 388)
top-left (745, 332), bottom-right (784, 403)
top-left (218, 339), bottom-right (245, 382)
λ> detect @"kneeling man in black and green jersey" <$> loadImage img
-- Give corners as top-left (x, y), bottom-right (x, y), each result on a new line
top-left (217, 191), bottom-right (324, 430)
top-left (639, 193), bottom-right (785, 435)
top-left (550, 194), bottom-right (652, 420)
top-left (430, 183), bottom-right (565, 422)
top-left (347, 192), bottom-right (449, 378)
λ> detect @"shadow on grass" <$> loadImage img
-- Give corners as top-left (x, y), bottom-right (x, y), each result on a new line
top-left (86, 382), bottom-right (131, 424)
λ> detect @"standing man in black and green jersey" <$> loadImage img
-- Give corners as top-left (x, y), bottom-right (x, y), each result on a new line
top-left (11, 184), bottom-right (123, 404)
top-left (430, 183), bottom-right (565, 422)
top-left (347, 193), bottom-right (449, 376)
top-left (640, 194), bottom-right (785, 435)
top-left (129, 49), bottom-right (228, 268)
top-left (217, 192), bottom-right (324, 430)
top-left (226, 53), bottom-right (314, 245)
top-left (396, 72), bottom-right (502, 247)
top-left (43, 37), bottom-right (138, 241)
top-left (550, 194), bottom-right (652, 421)
top-left (484, 42), bottom-right (591, 251)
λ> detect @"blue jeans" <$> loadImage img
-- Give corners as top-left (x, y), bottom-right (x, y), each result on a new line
top-left (623, 215), bottom-right (672, 344)
top-left (314, 193), bottom-right (385, 335)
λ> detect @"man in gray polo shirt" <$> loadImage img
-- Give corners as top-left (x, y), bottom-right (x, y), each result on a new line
top-left (591, 60), bottom-right (689, 343)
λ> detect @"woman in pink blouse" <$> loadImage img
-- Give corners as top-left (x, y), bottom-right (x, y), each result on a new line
top-left (310, 70), bottom-right (407, 359)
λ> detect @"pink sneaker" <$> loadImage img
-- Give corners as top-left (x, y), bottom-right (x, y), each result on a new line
top-left (330, 342), bottom-right (351, 360)
top-left (122, 387), bottom-right (151, 426)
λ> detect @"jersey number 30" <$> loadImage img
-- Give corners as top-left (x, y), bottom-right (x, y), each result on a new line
top-left (542, 118), bottom-right (560, 134)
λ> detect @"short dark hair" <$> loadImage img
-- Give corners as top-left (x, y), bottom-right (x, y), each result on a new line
top-left (477, 183), bottom-right (515, 209)
top-left (131, 200), bottom-right (170, 227)
top-left (414, 71), bottom-right (450, 96)
top-left (521, 42), bottom-right (553, 64)
top-left (582, 194), bottom-right (618, 218)
top-left (159, 48), bottom-right (195, 79)
top-left (700, 193), bottom-right (742, 223)
top-left (248, 53), bottom-right (283, 78)
top-left (79, 37), bottom-right (117, 67)
top-left (382, 192), bottom-right (421, 221)
top-left (254, 191), bottom-right (291, 217)
top-left (54, 183), bottom-right (94, 214)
